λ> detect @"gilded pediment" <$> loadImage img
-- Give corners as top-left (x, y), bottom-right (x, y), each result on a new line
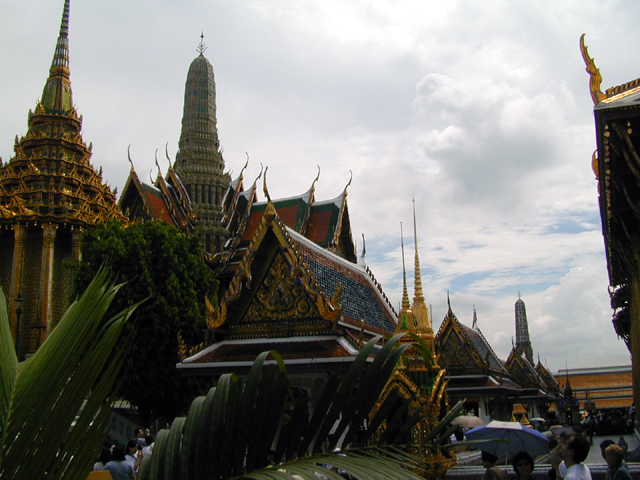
top-left (241, 252), bottom-right (320, 324)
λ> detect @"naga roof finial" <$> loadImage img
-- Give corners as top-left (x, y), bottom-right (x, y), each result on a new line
top-left (197, 31), bottom-right (207, 56)
top-left (127, 145), bottom-right (134, 170)
top-left (263, 166), bottom-right (272, 203)
top-left (580, 34), bottom-right (605, 105)
top-left (343, 170), bottom-right (353, 196)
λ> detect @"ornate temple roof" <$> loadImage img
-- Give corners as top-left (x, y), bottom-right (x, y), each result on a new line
top-left (119, 155), bottom-right (196, 232)
top-left (179, 199), bottom-right (396, 375)
top-left (0, 0), bottom-right (124, 228)
top-left (435, 303), bottom-right (520, 393)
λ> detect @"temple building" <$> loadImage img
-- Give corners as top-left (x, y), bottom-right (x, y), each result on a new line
top-left (0, 0), bottom-right (124, 358)
top-left (514, 294), bottom-right (533, 363)
top-left (435, 296), bottom-right (561, 422)
top-left (582, 34), bottom-right (640, 409)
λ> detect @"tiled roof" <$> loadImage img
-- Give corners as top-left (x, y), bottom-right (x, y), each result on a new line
top-left (459, 323), bottom-right (505, 373)
top-left (140, 183), bottom-right (177, 226)
top-left (306, 198), bottom-right (342, 246)
top-left (289, 230), bottom-right (396, 334)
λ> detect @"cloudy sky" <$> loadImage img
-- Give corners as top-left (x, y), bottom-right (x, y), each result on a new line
top-left (1, 0), bottom-right (636, 372)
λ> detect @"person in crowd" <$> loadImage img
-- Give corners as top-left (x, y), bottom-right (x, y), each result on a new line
top-left (125, 439), bottom-right (143, 473)
top-left (481, 451), bottom-right (506, 480)
top-left (604, 444), bottom-right (631, 480)
top-left (560, 436), bottom-right (592, 480)
top-left (550, 425), bottom-right (580, 480)
top-left (93, 446), bottom-right (112, 471)
top-left (142, 435), bottom-right (154, 456)
top-left (600, 440), bottom-right (616, 460)
top-left (512, 451), bottom-right (534, 480)
top-left (104, 445), bottom-right (136, 480)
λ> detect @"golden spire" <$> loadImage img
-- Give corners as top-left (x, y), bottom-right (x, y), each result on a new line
top-left (411, 199), bottom-right (434, 347)
top-left (395, 222), bottom-right (413, 334)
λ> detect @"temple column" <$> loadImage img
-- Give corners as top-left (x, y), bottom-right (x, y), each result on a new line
top-left (9, 224), bottom-right (26, 355)
top-left (72, 228), bottom-right (82, 261)
top-left (39, 223), bottom-right (57, 346)
top-left (630, 262), bottom-right (640, 411)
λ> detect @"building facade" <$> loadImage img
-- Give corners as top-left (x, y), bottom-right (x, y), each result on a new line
top-left (0, 0), bottom-right (124, 358)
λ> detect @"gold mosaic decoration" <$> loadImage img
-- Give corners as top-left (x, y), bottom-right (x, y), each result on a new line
top-left (243, 253), bottom-right (315, 323)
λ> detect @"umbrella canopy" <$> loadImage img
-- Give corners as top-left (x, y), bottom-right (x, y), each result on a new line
top-left (529, 418), bottom-right (546, 423)
top-left (452, 415), bottom-right (485, 429)
top-left (465, 420), bottom-right (550, 459)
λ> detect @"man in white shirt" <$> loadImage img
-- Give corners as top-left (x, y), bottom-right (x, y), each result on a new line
top-left (560, 436), bottom-right (592, 480)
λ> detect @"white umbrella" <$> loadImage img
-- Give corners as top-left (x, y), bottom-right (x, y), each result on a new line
top-left (465, 420), bottom-right (550, 459)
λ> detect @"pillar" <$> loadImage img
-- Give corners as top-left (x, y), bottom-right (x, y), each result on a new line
top-left (9, 224), bottom-right (25, 355)
top-left (39, 223), bottom-right (57, 345)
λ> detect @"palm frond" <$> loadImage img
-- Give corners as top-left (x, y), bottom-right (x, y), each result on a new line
top-left (138, 333), bottom-right (454, 480)
top-left (0, 267), bottom-right (140, 480)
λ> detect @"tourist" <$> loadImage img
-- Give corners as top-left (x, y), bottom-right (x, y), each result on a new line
top-left (143, 435), bottom-right (154, 456)
top-left (481, 451), bottom-right (506, 480)
top-left (104, 445), bottom-right (136, 480)
top-left (604, 444), bottom-right (631, 480)
top-left (560, 436), bottom-right (592, 480)
top-left (550, 425), bottom-right (578, 479)
top-left (93, 446), bottom-right (112, 471)
top-left (512, 451), bottom-right (534, 480)
top-left (125, 439), bottom-right (144, 473)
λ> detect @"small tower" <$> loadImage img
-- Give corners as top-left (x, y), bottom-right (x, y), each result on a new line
top-left (410, 200), bottom-right (434, 350)
top-left (0, 0), bottom-right (124, 358)
top-left (174, 34), bottom-right (230, 255)
top-left (514, 294), bottom-right (534, 363)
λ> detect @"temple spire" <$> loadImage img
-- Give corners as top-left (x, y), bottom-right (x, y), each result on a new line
top-left (395, 222), bottom-right (413, 334)
top-left (174, 33), bottom-right (230, 255)
top-left (410, 199), bottom-right (434, 348)
top-left (412, 199), bottom-right (424, 302)
top-left (41, 0), bottom-right (73, 114)
top-left (514, 295), bottom-right (534, 363)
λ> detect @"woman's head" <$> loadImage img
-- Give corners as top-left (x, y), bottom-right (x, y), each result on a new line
top-left (512, 451), bottom-right (534, 477)
top-left (111, 445), bottom-right (126, 462)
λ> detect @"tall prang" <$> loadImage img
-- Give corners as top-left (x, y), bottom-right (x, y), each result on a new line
top-left (174, 35), bottom-right (230, 255)
top-left (514, 294), bottom-right (534, 363)
top-left (0, 0), bottom-right (125, 359)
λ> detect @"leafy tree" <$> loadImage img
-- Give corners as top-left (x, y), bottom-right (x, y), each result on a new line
top-left (0, 267), bottom-right (139, 480)
top-left (138, 334), bottom-right (464, 480)
top-left (73, 220), bottom-right (218, 422)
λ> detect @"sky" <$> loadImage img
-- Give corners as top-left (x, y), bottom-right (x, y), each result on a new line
top-left (1, 0), bottom-right (637, 372)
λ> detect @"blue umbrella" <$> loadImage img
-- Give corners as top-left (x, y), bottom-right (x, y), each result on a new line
top-left (465, 420), bottom-right (550, 459)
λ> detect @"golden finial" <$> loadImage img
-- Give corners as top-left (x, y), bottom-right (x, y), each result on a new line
top-left (165, 142), bottom-right (172, 170)
top-left (262, 166), bottom-right (272, 203)
top-left (343, 170), bottom-right (353, 196)
top-left (580, 34), bottom-right (606, 104)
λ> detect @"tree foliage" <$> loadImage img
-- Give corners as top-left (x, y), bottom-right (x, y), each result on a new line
top-left (73, 220), bottom-right (218, 421)
top-left (0, 267), bottom-right (139, 480)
